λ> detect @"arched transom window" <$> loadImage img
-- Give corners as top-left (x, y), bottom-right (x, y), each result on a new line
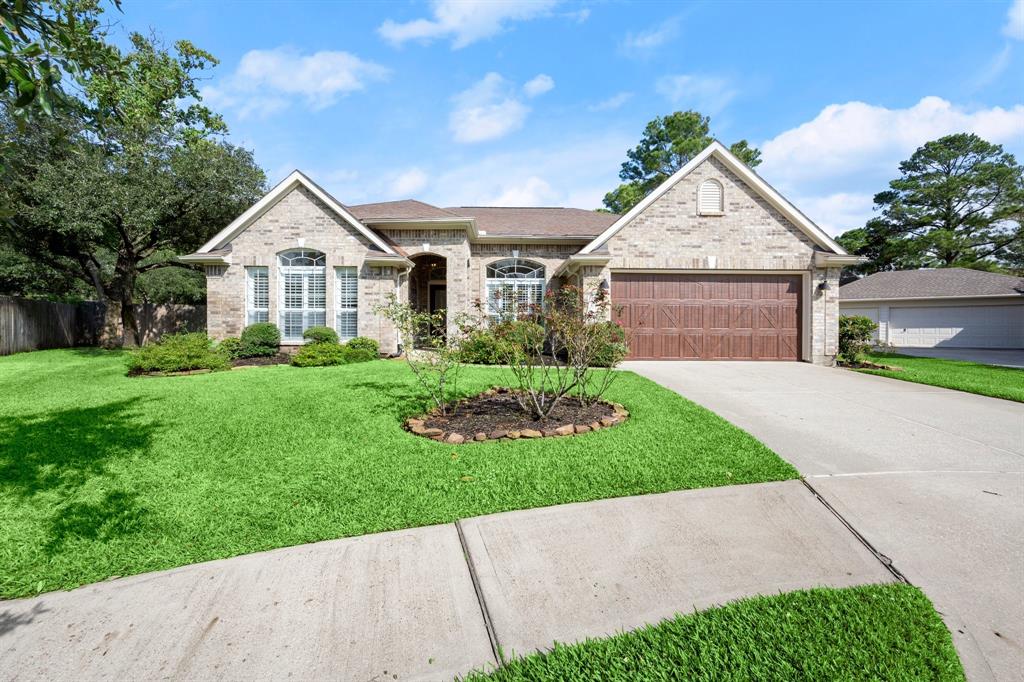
top-left (698, 179), bottom-right (724, 215)
top-left (278, 249), bottom-right (326, 341)
top-left (485, 258), bottom-right (545, 320)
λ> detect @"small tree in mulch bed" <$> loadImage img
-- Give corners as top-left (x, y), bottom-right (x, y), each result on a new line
top-left (375, 296), bottom-right (468, 416)
top-left (478, 284), bottom-right (629, 421)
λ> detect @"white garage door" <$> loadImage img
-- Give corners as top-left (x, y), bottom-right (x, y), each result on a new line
top-left (889, 304), bottom-right (1024, 348)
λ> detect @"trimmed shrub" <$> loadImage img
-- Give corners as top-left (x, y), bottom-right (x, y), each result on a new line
top-left (128, 333), bottom-right (230, 375)
top-left (341, 346), bottom-right (378, 364)
top-left (239, 322), bottom-right (280, 357)
top-left (459, 329), bottom-right (503, 365)
top-left (303, 326), bottom-right (339, 344)
top-left (291, 342), bottom-right (347, 367)
top-left (839, 315), bottom-right (878, 363)
top-left (218, 337), bottom-right (244, 359)
top-left (345, 336), bottom-right (380, 356)
top-left (591, 321), bottom-right (629, 368)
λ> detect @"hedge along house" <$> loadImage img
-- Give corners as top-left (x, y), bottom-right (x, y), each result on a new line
top-left (181, 141), bottom-right (861, 364)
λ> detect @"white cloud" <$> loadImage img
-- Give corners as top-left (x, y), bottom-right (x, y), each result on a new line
top-left (760, 97), bottom-right (1024, 187)
top-left (790, 192), bottom-right (876, 237)
top-left (523, 74), bottom-right (555, 98)
top-left (655, 74), bottom-right (737, 114)
top-left (589, 91), bottom-right (633, 111)
top-left (1004, 0), bottom-right (1024, 40)
top-left (758, 97), bottom-right (1024, 235)
top-left (389, 167), bottom-right (430, 197)
top-left (490, 176), bottom-right (558, 205)
top-left (449, 72), bottom-right (530, 143)
top-left (975, 43), bottom-right (1013, 88)
top-left (202, 47), bottom-right (389, 118)
top-left (621, 16), bottom-right (681, 56)
top-left (378, 0), bottom-right (559, 49)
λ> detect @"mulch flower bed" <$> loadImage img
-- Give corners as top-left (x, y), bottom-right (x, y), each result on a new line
top-left (405, 387), bottom-right (629, 444)
top-left (839, 360), bottom-right (902, 371)
top-left (232, 354), bottom-right (291, 368)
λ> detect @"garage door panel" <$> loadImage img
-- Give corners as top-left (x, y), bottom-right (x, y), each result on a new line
top-left (612, 273), bottom-right (802, 360)
top-left (889, 305), bottom-right (1024, 349)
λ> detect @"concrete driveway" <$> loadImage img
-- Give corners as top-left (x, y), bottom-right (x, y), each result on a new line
top-left (894, 347), bottom-right (1024, 368)
top-left (627, 361), bottom-right (1024, 682)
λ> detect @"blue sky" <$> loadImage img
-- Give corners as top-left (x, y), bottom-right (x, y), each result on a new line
top-left (114, 0), bottom-right (1024, 236)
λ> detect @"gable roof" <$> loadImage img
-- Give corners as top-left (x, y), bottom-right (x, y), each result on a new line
top-left (578, 140), bottom-right (847, 255)
top-left (840, 268), bottom-right (1024, 301)
top-left (445, 206), bottom-right (619, 237)
top-left (192, 171), bottom-right (399, 257)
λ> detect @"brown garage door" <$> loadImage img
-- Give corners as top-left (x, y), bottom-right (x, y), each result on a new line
top-left (612, 273), bottom-right (802, 360)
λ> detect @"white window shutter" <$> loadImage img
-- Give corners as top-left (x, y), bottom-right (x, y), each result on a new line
top-left (698, 180), bottom-right (723, 215)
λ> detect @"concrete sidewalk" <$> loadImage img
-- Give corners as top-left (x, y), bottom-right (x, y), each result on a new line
top-left (0, 480), bottom-right (893, 681)
top-left (627, 360), bottom-right (1024, 682)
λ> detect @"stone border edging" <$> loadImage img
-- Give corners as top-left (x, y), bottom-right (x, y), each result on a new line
top-left (404, 387), bottom-right (629, 444)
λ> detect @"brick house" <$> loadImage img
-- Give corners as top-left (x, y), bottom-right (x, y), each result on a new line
top-left (181, 141), bottom-right (860, 364)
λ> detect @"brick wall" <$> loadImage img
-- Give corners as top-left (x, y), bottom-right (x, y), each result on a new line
top-left (206, 185), bottom-right (400, 353)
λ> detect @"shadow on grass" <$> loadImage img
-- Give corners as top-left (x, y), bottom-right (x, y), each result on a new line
top-left (343, 380), bottom-right (434, 418)
top-left (0, 400), bottom-right (158, 549)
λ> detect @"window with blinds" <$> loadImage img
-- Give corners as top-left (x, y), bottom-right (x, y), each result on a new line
top-left (277, 249), bottom-right (326, 341)
top-left (485, 259), bottom-right (545, 322)
top-left (698, 179), bottom-right (724, 215)
top-left (335, 266), bottom-right (358, 341)
top-left (245, 267), bottom-right (269, 324)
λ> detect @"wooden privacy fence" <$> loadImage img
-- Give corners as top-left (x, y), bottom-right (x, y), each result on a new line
top-left (0, 296), bottom-right (206, 356)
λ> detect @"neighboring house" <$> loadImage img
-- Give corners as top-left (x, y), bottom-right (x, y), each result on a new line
top-left (180, 141), bottom-right (859, 364)
top-left (840, 268), bottom-right (1024, 349)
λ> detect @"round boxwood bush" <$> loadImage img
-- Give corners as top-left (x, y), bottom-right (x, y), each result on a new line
top-left (345, 336), bottom-right (379, 356)
top-left (218, 337), bottom-right (244, 359)
top-left (239, 322), bottom-right (280, 357)
top-left (341, 346), bottom-right (377, 364)
top-left (303, 326), bottom-right (339, 344)
top-left (459, 329), bottom-right (503, 365)
top-left (291, 342), bottom-right (347, 367)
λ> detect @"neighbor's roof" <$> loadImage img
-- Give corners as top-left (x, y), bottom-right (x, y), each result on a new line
top-left (840, 268), bottom-right (1024, 300)
top-left (444, 206), bottom-right (619, 237)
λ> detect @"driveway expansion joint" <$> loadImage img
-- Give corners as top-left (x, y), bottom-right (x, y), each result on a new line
top-left (800, 478), bottom-right (910, 584)
top-left (456, 518), bottom-right (504, 668)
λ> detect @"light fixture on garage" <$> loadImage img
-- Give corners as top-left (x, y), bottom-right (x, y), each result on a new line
top-left (818, 279), bottom-right (830, 292)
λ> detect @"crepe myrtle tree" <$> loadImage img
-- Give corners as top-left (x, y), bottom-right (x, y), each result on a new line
top-left (471, 284), bottom-right (629, 420)
top-left (375, 295), bottom-right (468, 416)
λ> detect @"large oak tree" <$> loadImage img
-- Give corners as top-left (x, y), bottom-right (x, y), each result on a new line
top-left (1, 33), bottom-right (266, 344)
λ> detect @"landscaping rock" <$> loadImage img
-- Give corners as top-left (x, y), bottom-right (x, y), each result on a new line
top-left (520, 429), bottom-right (542, 438)
top-left (507, 431), bottom-right (521, 440)
top-left (420, 428), bottom-right (443, 437)
top-left (542, 429), bottom-right (558, 437)
top-left (574, 425), bottom-right (592, 434)
top-left (599, 416), bottom-right (618, 427)
top-left (489, 430), bottom-right (508, 440)
top-left (445, 433), bottom-right (465, 445)
top-left (589, 421), bottom-right (601, 431)
top-left (406, 418), bottom-right (424, 429)
top-left (613, 404), bottom-right (629, 417)
top-left (554, 425), bottom-right (575, 436)
top-left (474, 432), bottom-right (487, 441)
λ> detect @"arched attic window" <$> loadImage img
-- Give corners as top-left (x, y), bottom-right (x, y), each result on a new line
top-left (485, 258), bottom-right (545, 321)
top-left (278, 249), bottom-right (326, 341)
top-left (697, 179), bottom-right (724, 215)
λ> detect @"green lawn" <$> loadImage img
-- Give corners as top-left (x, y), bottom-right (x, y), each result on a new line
top-left (0, 349), bottom-right (796, 599)
top-left (859, 351), bottom-right (1024, 403)
top-left (465, 584), bottom-right (965, 681)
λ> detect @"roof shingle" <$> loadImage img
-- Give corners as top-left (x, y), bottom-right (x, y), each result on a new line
top-left (840, 268), bottom-right (1024, 300)
top-left (444, 206), bottom-right (618, 237)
